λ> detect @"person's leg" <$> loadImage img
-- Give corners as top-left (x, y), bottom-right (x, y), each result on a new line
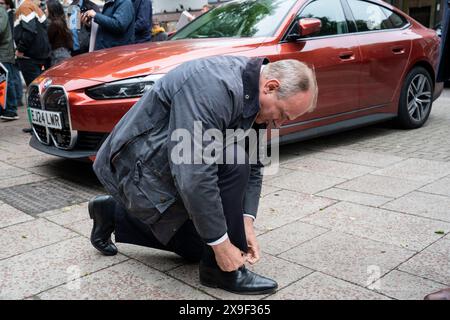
top-left (90, 194), bottom-right (181, 256)
top-left (12, 64), bottom-right (24, 107)
top-left (17, 59), bottom-right (42, 86)
top-left (92, 144), bottom-right (253, 264)
top-left (113, 198), bottom-right (169, 251)
top-left (201, 144), bottom-right (251, 267)
top-left (16, 59), bottom-right (42, 132)
top-left (100, 145), bottom-right (251, 263)
top-left (165, 219), bottom-right (205, 262)
top-left (123, 144), bottom-right (251, 264)
top-left (198, 144), bottom-right (278, 294)
top-left (1, 63), bottom-right (19, 120)
top-left (17, 59), bottom-right (32, 87)
top-left (115, 143), bottom-right (251, 265)
top-left (114, 197), bottom-right (204, 262)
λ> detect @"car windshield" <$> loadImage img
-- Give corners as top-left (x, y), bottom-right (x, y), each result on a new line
top-left (171, 0), bottom-right (298, 40)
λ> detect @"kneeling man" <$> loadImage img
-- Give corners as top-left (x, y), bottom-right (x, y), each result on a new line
top-left (90, 55), bottom-right (317, 295)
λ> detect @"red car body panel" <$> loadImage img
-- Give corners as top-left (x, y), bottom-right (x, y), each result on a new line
top-left (44, 37), bottom-right (269, 83)
top-left (30, 0), bottom-right (443, 156)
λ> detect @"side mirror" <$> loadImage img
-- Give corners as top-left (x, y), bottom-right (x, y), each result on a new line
top-left (299, 18), bottom-right (322, 37)
top-left (287, 17), bottom-right (322, 41)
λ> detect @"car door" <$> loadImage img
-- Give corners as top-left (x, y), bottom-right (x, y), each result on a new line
top-left (345, 0), bottom-right (413, 109)
top-left (277, 0), bottom-right (362, 121)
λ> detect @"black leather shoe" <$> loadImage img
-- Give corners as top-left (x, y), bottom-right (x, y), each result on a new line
top-left (199, 262), bottom-right (278, 295)
top-left (88, 195), bottom-right (118, 256)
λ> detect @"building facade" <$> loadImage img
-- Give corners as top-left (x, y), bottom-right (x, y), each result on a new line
top-left (386, 0), bottom-right (444, 27)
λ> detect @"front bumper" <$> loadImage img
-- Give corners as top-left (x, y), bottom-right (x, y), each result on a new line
top-left (30, 135), bottom-right (97, 159)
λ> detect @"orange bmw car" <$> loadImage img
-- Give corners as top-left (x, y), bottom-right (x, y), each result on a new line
top-left (28, 0), bottom-right (444, 159)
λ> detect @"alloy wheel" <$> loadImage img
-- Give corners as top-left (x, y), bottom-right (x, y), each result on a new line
top-left (407, 74), bottom-right (432, 122)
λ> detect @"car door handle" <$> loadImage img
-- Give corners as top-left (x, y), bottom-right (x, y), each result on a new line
top-left (392, 46), bottom-right (405, 54)
top-left (339, 51), bottom-right (355, 61)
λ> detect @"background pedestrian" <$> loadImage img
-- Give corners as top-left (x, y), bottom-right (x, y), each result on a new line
top-left (46, 0), bottom-right (73, 66)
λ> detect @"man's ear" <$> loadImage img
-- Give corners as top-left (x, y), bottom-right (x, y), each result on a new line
top-left (265, 79), bottom-right (281, 93)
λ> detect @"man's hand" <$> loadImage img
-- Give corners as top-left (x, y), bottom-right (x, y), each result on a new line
top-left (83, 9), bottom-right (96, 19)
top-left (15, 50), bottom-right (24, 58)
top-left (81, 10), bottom-right (96, 25)
top-left (244, 216), bottom-right (260, 265)
top-left (211, 238), bottom-right (246, 272)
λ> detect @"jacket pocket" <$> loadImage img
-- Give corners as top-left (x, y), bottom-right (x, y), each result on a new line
top-left (116, 164), bottom-right (161, 225)
top-left (133, 160), bottom-right (177, 214)
top-left (110, 128), bottom-right (152, 176)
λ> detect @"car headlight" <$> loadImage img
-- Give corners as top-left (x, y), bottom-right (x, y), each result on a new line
top-left (85, 74), bottom-right (165, 100)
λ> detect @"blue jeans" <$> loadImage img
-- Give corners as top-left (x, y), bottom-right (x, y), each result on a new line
top-left (2, 62), bottom-right (19, 114)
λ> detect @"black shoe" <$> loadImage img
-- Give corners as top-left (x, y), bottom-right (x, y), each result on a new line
top-left (88, 195), bottom-right (118, 256)
top-left (22, 128), bottom-right (32, 133)
top-left (199, 262), bottom-right (278, 295)
top-left (0, 111), bottom-right (19, 121)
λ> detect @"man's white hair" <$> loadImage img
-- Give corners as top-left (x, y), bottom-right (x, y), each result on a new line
top-left (262, 59), bottom-right (318, 113)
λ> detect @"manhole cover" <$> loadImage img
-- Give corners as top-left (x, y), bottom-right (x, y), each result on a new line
top-left (0, 179), bottom-right (104, 215)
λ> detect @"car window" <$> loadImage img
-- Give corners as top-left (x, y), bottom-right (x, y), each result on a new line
top-left (347, 0), bottom-right (393, 31)
top-left (380, 7), bottom-right (408, 28)
top-left (298, 0), bottom-right (348, 37)
top-left (171, 0), bottom-right (298, 39)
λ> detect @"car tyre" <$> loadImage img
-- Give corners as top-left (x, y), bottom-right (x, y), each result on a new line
top-left (397, 66), bottom-right (434, 129)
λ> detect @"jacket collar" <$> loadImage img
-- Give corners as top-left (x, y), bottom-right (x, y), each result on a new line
top-left (242, 57), bottom-right (267, 118)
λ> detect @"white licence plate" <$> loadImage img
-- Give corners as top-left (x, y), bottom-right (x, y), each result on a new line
top-left (30, 108), bottom-right (63, 130)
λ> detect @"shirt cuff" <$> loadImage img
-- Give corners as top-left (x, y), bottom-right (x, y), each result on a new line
top-left (207, 232), bottom-right (229, 246)
top-left (243, 214), bottom-right (256, 221)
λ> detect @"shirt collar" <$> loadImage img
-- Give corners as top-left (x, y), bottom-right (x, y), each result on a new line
top-left (242, 57), bottom-right (268, 118)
